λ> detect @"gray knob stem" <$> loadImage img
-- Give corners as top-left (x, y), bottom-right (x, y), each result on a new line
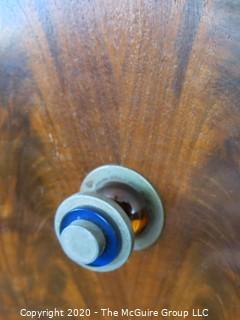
top-left (60, 220), bottom-right (106, 265)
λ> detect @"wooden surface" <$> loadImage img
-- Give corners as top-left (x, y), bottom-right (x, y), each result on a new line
top-left (0, 0), bottom-right (240, 319)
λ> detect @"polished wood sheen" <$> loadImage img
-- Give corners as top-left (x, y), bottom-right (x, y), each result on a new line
top-left (0, 1), bottom-right (240, 319)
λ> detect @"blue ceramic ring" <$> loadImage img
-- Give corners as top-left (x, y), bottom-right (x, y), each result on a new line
top-left (60, 207), bottom-right (121, 267)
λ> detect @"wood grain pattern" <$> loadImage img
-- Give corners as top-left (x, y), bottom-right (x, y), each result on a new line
top-left (0, 0), bottom-right (240, 319)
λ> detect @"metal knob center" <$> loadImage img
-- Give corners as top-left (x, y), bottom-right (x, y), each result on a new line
top-left (60, 220), bottom-right (106, 264)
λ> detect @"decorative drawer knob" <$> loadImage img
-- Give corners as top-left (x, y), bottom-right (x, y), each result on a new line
top-left (54, 165), bottom-right (164, 272)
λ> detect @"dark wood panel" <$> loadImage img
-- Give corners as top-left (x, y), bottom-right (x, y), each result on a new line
top-left (0, 0), bottom-right (240, 319)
